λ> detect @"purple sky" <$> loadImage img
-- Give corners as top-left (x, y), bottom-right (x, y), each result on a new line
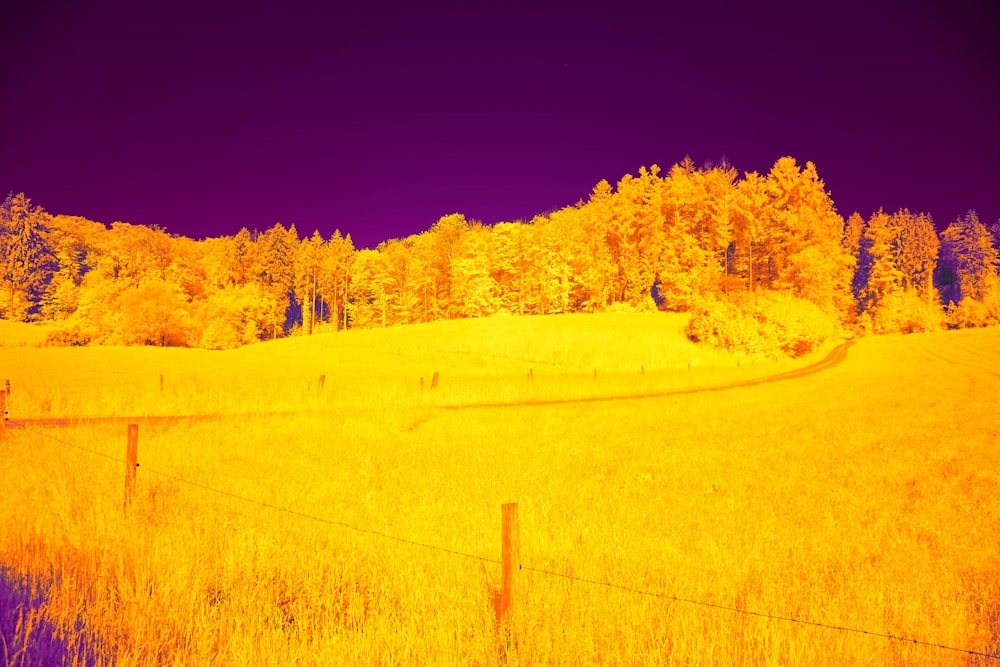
top-left (2, 1), bottom-right (997, 248)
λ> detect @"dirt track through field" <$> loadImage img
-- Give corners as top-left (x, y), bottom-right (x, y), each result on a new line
top-left (5, 410), bottom-right (311, 430)
top-left (6, 341), bottom-right (855, 428)
top-left (440, 339), bottom-right (856, 410)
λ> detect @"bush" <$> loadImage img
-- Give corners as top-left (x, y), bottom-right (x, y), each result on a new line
top-left (687, 291), bottom-right (839, 358)
top-left (43, 326), bottom-right (92, 347)
top-left (871, 289), bottom-right (944, 334)
top-left (686, 297), bottom-right (764, 354)
top-left (193, 284), bottom-right (274, 349)
top-left (946, 282), bottom-right (1000, 329)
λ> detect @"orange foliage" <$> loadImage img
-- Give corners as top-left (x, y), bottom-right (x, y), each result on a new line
top-left (6, 159), bottom-right (998, 353)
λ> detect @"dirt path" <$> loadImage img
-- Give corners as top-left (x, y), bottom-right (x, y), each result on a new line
top-left (6, 410), bottom-right (310, 430)
top-left (441, 339), bottom-right (856, 411)
top-left (6, 341), bottom-right (855, 427)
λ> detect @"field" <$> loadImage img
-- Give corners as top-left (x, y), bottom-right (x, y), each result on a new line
top-left (1, 312), bottom-right (998, 666)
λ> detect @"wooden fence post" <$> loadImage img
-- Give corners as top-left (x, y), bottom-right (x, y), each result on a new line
top-left (0, 390), bottom-right (7, 442)
top-left (318, 374), bottom-right (326, 394)
top-left (431, 371), bottom-right (439, 389)
top-left (159, 374), bottom-right (164, 392)
top-left (124, 424), bottom-right (138, 510)
top-left (500, 502), bottom-right (520, 624)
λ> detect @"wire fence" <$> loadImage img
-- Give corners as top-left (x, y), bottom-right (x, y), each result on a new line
top-left (10, 420), bottom-right (1000, 662)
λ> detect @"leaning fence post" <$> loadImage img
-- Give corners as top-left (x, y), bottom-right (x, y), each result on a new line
top-left (124, 424), bottom-right (138, 510)
top-left (318, 374), bottom-right (326, 394)
top-left (431, 371), bottom-right (439, 389)
top-left (500, 502), bottom-right (520, 625)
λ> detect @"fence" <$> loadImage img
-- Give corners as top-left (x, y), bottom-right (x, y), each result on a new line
top-left (4, 401), bottom-right (999, 662)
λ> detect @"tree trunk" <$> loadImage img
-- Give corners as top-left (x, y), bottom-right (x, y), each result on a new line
top-left (343, 270), bottom-right (349, 331)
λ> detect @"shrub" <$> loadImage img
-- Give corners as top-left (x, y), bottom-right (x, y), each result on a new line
top-left (687, 291), bottom-right (839, 358)
top-left (43, 326), bottom-right (92, 347)
top-left (870, 289), bottom-right (944, 334)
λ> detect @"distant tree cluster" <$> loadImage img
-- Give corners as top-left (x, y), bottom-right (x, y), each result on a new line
top-left (3, 157), bottom-right (999, 353)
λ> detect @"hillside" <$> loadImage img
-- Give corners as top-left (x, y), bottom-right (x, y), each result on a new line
top-left (2, 312), bottom-right (837, 420)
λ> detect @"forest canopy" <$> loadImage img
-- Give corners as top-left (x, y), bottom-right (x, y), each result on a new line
top-left (3, 158), bottom-right (999, 355)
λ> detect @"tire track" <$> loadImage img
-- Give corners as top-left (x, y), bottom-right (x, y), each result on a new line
top-left (6, 341), bottom-right (856, 427)
top-left (5, 409), bottom-right (314, 430)
top-left (442, 340), bottom-right (856, 410)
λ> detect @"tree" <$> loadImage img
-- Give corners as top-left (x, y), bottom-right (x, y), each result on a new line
top-left (731, 171), bottom-right (772, 293)
top-left (349, 248), bottom-right (393, 328)
top-left (700, 163), bottom-right (738, 284)
top-left (763, 158), bottom-right (853, 319)
top-left (843, 212), bottom-right (865, 304)
top-left (524, 216), bottom-right (572, 315)
top-left (856, 208), bottom-right (902, 318)
top-left (196, 283), bottom-right (274, 349)
top-left (547, 205), bottom-right (597, 312)
top-left (39, 215), bottom-right (102, 321)
top-left (610, 166), bottom-right (664, 307)
top-left (379, 236), bottom-right (423, 324)
top-left (564, 196), bottom-right (613, 311)
top-left (451, 223), bottom-right (499, 318)
top-left (116, 280), bottom-right (190, 346)
top-left (1, 193), bottom-right (57, 320)
top-left (228, 227), bottom-right (256, 287)
top-left (425, 213), bottom-right (468, 319)
top-left (937, 210), bottom-right (1000, 305)
top-left (487, 221), bottom-right (528, 314)
top-left (895, 210), bottom-right (939, 302)
top-left (320, 230), bottom-right (355, 330)
top-left (99, 222), bottom-right (175, 288)
top-left (253, 222), bottom-right (298, 338)
top-left (657, 162), bottom-right (738, 308)
top-left (294, 230), bottom-right (324, 334)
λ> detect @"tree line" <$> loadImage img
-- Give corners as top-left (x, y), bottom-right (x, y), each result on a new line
top-left (3, 157), bottom-right (999, 354)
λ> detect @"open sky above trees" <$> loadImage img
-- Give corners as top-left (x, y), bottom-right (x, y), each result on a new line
top-left (1, 1), bottom-right (998, 248)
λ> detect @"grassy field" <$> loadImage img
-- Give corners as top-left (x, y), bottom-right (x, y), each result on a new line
top-left (1, 313), bottom-right (998, 666)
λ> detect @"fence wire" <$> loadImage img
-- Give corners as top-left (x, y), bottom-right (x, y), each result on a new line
top-left (12, 421), bottom-right (1000, 662)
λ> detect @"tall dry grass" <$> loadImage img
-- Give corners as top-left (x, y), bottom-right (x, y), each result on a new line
top-left (1, 314), bottom-right (998, 665)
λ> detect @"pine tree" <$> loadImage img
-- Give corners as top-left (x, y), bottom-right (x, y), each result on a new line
top-left (293, 230), bottom-right (324, 334)
top-left (253, 222), bottom-right (298, 338)
top-left (1, 193), bottom-right (57, 320)
top-left (896, 210), bottom-right (939, 302)
top-left (937, 210), bottom-right (1000, 304)
top-left (764, 158), bottom-right (853, 318)
top-left (229, 227), bottom-right (255, 286)
top-left (731, 172), bottom-right (772, 293)
top-left (320, 230), bottom-right (355, 330)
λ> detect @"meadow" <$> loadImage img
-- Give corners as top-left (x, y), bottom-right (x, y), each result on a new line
top-left (1, 313), bottom-right (998, 666)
